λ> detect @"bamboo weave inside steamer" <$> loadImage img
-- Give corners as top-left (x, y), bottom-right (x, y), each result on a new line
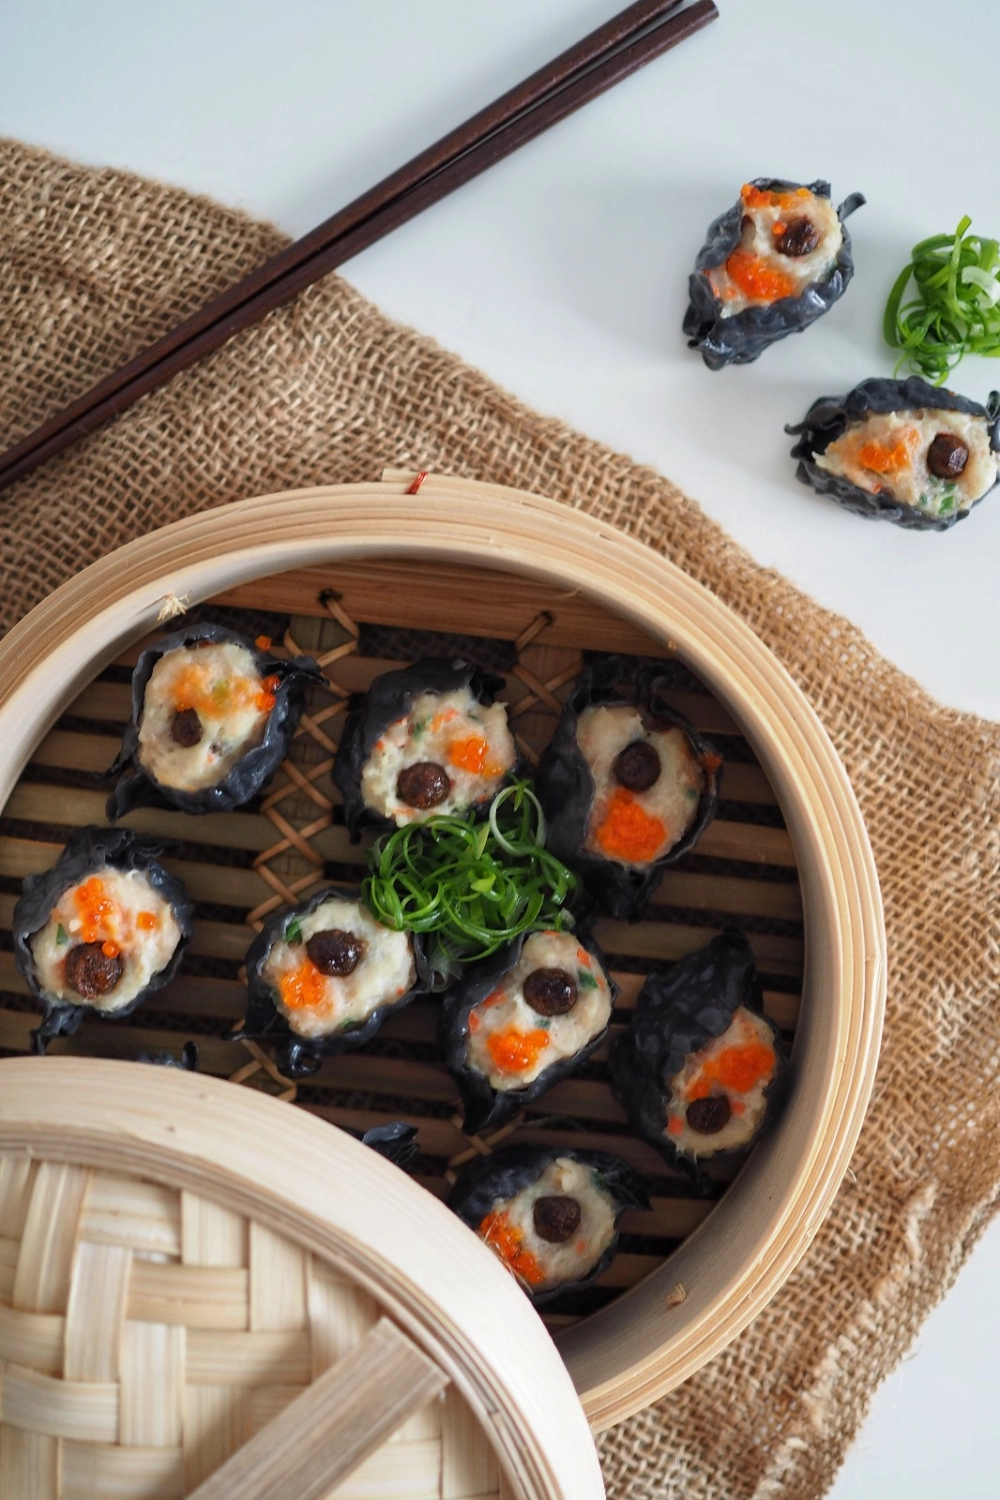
top-left (0, 554), bottom-right (803, 1335)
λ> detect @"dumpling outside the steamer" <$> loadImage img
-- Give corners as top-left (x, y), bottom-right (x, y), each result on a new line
top-left (333, 657), bottom-right (517, 838)
top-left (610, 928), bottom-right (786, 1173)
top-left (12, 826), bottom-right (194, 1051)
top-left (440, 927), bottom-right (616, 1133)
top-left (535, 657), bottom-right (721, 919)
top-left (107, 624), bottom-right (323, 818)
top-left (788, 375), bottom-right (1000, 530)
top-left (684, 178), bottom-right (864, 369)
top-left (448, 1145), bottom-right (645, 1302)
top-left (241, 888), bottom-right (428, 1075)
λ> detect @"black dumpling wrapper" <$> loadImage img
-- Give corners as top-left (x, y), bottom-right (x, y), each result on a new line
top-left (534, 656), bottom-right (721, 920)
top-left (683, 178), bottom-right (865, 370)
top-left (239, 885), bottom-right (432, 1077)
top-left (12, 825), bottom-right (194, 1054)
top-left (349, 1121), bottom-right (420, 1169)
top-left (440, 928), bottom-right (616, 1134)
top-left (107, 624), bottom-right (324, 819)
top-left (787, 375), bottom-right (1000, 531)
top-left (448, 1143), bottom-right (647, 1304)
top-left (332, 656), bottom-right (511, 841)
top-left (609, 928), bottom-right (787, 1179)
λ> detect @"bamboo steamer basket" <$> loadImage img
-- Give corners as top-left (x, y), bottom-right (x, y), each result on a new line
top-left (0, 1056), bottom-right (604, 1499)
top-left (0, 472), bottom-right (885, 1434)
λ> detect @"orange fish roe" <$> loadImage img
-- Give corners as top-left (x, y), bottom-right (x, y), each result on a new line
top-left (479, 1210), bottom-right (545, 1286)
top-left (101, 941), bottom-right (120, 959)
top-left (724, 250), bottom-right (796, 303)
top-left (594, 788), bottom-right (667, 864)
top-left (740, 183), bottom-right (810, 212)
top-left (279, 961), bottom-right (329, 1013)
top-left (667, 1117), bottom-right (685, 1136)
top-left (700, 1039), bottom-right (775, 1094)
top-left (170, 663), bottom-right (277, 719)
top-left (255, 635), bottom-right (272, 650)
top-left (136, 911), bottom-right (159, 931)
top-left (73, 877), bottom-right (116, 944)
top-left (857, 433), bottom-right (918, 475)
top-left (486, 1026), bottom-right (549, 1075)
top-left (447, 734), bottom-right (505, 777)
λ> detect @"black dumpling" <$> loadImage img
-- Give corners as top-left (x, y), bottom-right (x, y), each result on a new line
top-left (787, 376), bottom-right (1000, 531)
top-left (609, 928), bottom-right (787, 1176)
top-left (239, 885), bottom-right (431, 1077)
top-left (106, 624), bottom-right (324, 819)
top-left (12, 825), bottom-right (194, 1053)
top-left (447, 1144), bottom-right (646, 1304)
top-left (534, 656), bottom-right (721, 920)
top-left (683, 178), bottom-right (865, 369)
top-left (332, 656), bottom-right (511, 841)
top-left (439, 928), bottom-right (615, 1134)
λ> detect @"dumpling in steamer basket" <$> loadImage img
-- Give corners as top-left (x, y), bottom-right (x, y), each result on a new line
top-left (107, 624), bottom-right (323, 818)
top-left (440, 927), bottom-right (616, 1134)
top-left (535, 657), bottom-right (721, 919)
top-left (788, 375), bottom-right (1000, 530)
top-left (684, 178), bottom-right (864, 369)
top-left (610, 928), bottom-right (787, 1175)
top-left (12, 826), bottom-right (193, 1053)
top-left (448, 1145), bottom-right (645, 1303)
top-left (241, 887), bottom-right (429, 1076)
top-left (332, 657), bottom-right (517, 838)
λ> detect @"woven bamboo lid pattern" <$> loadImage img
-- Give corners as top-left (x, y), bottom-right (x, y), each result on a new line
top-left (0, 1058), bottom-right (606, 1500)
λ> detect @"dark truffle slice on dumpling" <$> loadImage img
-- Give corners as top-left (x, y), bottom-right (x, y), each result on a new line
top-left (241, 887), bottom-right (429, 1076)
top-left (12, 826), bottom-right (193, 1053)
top-left (448, 1144), bottom-right (645, 1303)
top-left (332, 657), bottom-right (518, 839)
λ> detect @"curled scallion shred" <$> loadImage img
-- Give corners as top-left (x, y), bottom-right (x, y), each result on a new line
top-left (362, 780), bottom-right (576, 977)
top-left (884, 216), bottom-right (1000, 384)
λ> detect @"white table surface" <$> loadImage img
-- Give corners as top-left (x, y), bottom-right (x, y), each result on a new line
top-left (3, 2), bottom-right (999, 1494)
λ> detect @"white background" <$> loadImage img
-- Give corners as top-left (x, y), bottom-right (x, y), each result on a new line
top-left (3, 1), bottom-right (999, 1493)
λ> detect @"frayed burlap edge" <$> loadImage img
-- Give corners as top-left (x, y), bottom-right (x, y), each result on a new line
top-left (3, 137), bottom-right (999, 1500)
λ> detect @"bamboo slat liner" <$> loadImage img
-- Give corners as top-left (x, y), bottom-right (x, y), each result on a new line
top-left (0, 572), bottom-right (805, 1326)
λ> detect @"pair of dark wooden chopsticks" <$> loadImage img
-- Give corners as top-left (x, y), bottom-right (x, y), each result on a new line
top-left (0, 0), bottom-right (718, 495)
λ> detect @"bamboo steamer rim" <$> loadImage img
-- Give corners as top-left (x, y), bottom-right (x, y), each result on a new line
top-left (0, 1055), bottom-right (605, 1500)
top-left (0, 473), bottom-right (886, 1428)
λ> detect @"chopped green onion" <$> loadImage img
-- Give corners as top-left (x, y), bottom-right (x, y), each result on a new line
top-left (362, 779), bottom-right (577, 977)
top-left (55, 923), bottom-right (68, 945)
top-left (285, 919), bottom-right (303, 944)
top-left (884, 216), bottom-right (1000, 384)
top-left (577, 968), bottom-right (598, 990)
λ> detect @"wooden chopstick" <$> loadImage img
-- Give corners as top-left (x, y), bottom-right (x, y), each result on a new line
top-left (0, 0), bottom-right (718, 494)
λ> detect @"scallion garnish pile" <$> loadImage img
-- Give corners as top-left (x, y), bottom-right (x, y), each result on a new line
top-left (362, 780), bottom-right (577, 978)
top-left (884, 216), bottom-right (1000, 384)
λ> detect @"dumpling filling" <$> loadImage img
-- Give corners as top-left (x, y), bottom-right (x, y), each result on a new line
top-left (137, 641), bottom-right (280, 791)
top-left (360, 686), bottom-right (516, 824)
top-left (464, 930), bottom-right (613, 1091)
top-left (29, 868), bottom-right (182, 1013)
top-left (707, 183), bottom-right (842, 317)
top-left (261, 896), bottom-right (416, 1040)
top-left (663, 1006), bottom-right (778, 1158)
top-left (813, 407), bottom-right (998, 519)
top-left (577, 704), bottom-right (706, 867)
top-left (476, 1156), bottom-right (617, 1293)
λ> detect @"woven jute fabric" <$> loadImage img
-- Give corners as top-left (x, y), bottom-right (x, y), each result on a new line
top-left (2, 137), bottom-right (999, 1500)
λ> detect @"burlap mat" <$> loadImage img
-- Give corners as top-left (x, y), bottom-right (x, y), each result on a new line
top-left (3, 138), bottom-right (999, 1500)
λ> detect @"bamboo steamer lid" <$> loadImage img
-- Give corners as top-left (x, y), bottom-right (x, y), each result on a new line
top-left (0, 1057), bottom-right (606, 1500)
